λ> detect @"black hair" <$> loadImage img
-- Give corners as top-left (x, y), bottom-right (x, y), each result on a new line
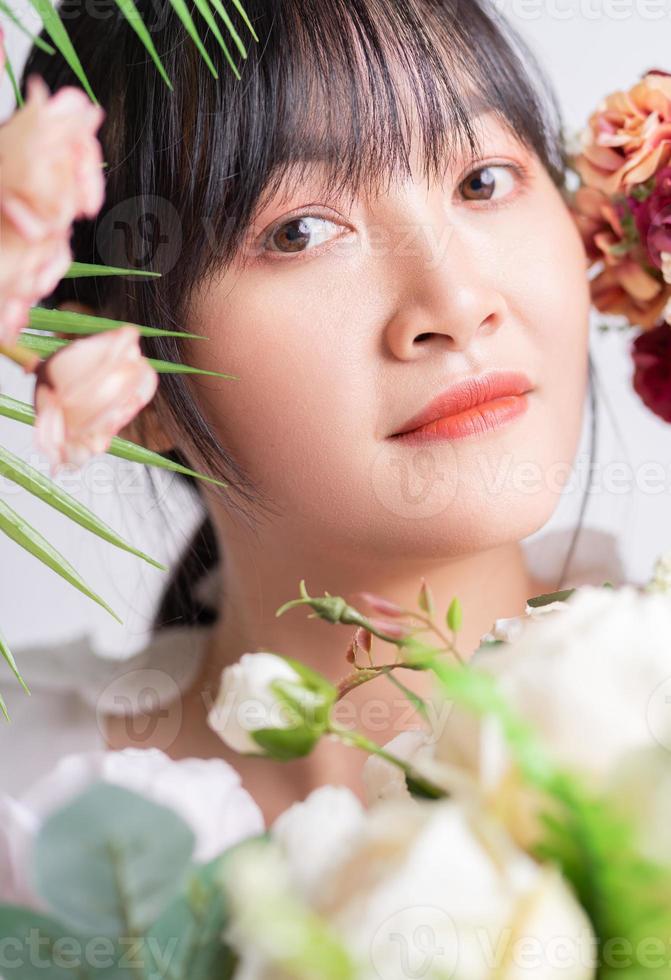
top-left (20, 0), bottom-right (595, 629)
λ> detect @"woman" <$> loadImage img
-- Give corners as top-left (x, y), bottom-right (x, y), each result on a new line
top-left (4, 0), bottom-right (623, 821)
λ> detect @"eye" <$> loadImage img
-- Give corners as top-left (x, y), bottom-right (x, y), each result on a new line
top-left (263, 215), bottom-right (342, 255)
top-left (458, 164), bottom-right (521, 203)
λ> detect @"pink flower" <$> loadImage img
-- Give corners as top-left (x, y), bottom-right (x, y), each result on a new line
top-left (34, 326), bottom-right (158, 473)
top-left (0, 74), bottom-right (105, 344)
top-left (574, 70), bottom-right (671, 196)
top-left (632, 321), bottom-right (671, 422)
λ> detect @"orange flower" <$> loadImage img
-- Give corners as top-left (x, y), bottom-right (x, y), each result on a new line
top-left (591, 262), bottom-right (670, 331)
top-left (573, 70), bottom-right (671, 196)
top-left (571, 186), bottom-right (630, 266)
top-left (0, 74), bottom-right (105, 344)
top-left (34, 327), bottom-right (158, 473)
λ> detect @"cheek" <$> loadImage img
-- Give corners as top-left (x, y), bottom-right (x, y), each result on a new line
top-left (187, 275), bottom-right (381, 516)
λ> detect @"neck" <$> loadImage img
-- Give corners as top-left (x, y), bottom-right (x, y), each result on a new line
top-left (199, 527), bottom-right (539, 695)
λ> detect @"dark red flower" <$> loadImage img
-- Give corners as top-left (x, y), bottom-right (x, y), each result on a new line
top-left (632, 321), bottom-right (671, 422)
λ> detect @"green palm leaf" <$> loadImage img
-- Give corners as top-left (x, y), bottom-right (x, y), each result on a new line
top-left (0, 394), bottom-right (229, 490)
top-left (228, 0), bottom-right (259, 42)
top-left (167, 0), bottom-right (220, 80)
top-left (191, 0), bottom-right (240, 80)
top-left (205, 0), bottom-right (249, 58)
top-left (112, 0), bottom-right (173, 90)
top-left (0, 446), bottom-right (167, 570)
top-left (0, 0), bottom-right (55, 54)
top-left (0, 497), bottom-right (121, 623)
top-left (23, 0), bottom-right (98, 103)
top-left (2, 46), bottom-right (22, 107)
top-left (27, 307), bottom-right (204, 341)
top-left (0, 626), bottom-right (29, 699)
top-left (63, 262), bottom-right (162, 279)
top-left (17, 331), bottom-right (239, 380)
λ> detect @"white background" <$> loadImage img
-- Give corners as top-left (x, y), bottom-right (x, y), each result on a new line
top-left (1, 0), bottom-right (671, 656)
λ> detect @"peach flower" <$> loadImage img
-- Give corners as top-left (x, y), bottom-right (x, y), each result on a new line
top-left (0, 74), bottom-right (105, 345)
top-left (573, 69), bottom-right (671, 196)
top-left (34, 326), bottom-right (158, 473)
top-left (590, 262), bottom-right (669, 331)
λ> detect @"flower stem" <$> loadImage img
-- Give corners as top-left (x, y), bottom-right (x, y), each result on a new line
top-left (0, 341), bottom-right (41, 373)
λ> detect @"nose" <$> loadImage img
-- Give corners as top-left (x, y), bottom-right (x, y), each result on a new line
top-left (383, 218), bottom-right (509, 360)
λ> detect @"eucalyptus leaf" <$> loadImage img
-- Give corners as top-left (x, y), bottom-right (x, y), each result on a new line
top-left (144, 857), bottom-right (238, 979)
top-left (34, 783), bottom-right (196, 936)
top-left (0, 497), bottom-right (122, 623)
top-left (0, 906), bottom-right (83, 978)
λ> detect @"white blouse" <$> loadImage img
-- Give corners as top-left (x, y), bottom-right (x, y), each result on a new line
top-left (0, 526), bottom-right (625, 797)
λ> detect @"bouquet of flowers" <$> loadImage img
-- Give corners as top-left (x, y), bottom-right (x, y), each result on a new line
top-left (2, 558), bottom-right (671, 979)
top-left (569, 68), bottom-right (671, 423)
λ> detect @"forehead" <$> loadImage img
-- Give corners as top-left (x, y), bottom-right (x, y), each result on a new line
top-left (255, 105), bottom-right (525, 213)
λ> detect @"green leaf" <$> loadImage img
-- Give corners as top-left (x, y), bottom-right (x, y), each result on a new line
top-left (446, 596), bottom-right (462, 633)
top-left (167, 0), bottom-right (219, 79)
top-left (0, 394), bottom-right (229, 489)
top-left (0, 624), bottom-right (30, 697)
top-left (386, 671), bottom-right (428, 719)
top-left (228, 0), bottom-right (259, 41)
top-left (204, 0), bottom-right (249, 57)
top-left (18, 332), bottom-right (238, 380)
top-left (192, 0), bottom-right (241, 80)
top-left (0, 0), bottom-right (56, 53)
top-left (24, 0), bottom-right (98, 103)
top-left (35, 783), bottom-right (195, 936)
top-left (0, 445), bottom-right (166, 570)
top-left (525, 587), bottom-right (575, 608)
top-left (112, 0), bottom-right (174, 90)
top-left (144, 857), bottom-right (238, 979)
top-left (63, 261), bottom-right (162, 279)
top-left (26, 307), bottom-right (204, 340)
top-left (0, 906), bottom-right (83, 978)
top-left (0, 497), bottom-right (122, 623)
top-left (251, 725), bottom-right (320, 760)
top-left (2, 45), bottom-right (22, 107)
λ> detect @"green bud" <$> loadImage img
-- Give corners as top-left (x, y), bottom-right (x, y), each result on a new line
top-left (446, 596), bottom-right (462, 634)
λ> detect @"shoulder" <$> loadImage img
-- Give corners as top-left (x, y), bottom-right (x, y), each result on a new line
top-left (0, 627), bottom-right (211, 795)
top-left (521, 525), bottom-right (627, 591)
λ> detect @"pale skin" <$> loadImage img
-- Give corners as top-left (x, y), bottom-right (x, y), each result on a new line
top-left (65, 110), bottom-right (592, 823)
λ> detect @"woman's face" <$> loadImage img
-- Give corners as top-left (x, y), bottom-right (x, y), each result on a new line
top-left (185, 110), bottom-right (591, 561)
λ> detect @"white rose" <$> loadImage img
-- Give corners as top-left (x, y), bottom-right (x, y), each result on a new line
top-left (225, 791), bottom-right (596, 979)
top-left (606, 744), bottom-right (671, 867)
top-left (271, 785), bottom-right (365, 899)
top-left (207, 652), bottom-right (330, 756)
top-left (439, 585), bottom-right (671, 788)
top-left (0, 747), bottom-right (264, 907)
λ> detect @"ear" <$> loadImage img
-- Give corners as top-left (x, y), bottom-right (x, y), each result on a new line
top-left (54, 300), bottom-right (175, 453)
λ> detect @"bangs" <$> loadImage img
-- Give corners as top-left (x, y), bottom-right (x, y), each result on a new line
top-left (175, 0), bottom-right (568, 273)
